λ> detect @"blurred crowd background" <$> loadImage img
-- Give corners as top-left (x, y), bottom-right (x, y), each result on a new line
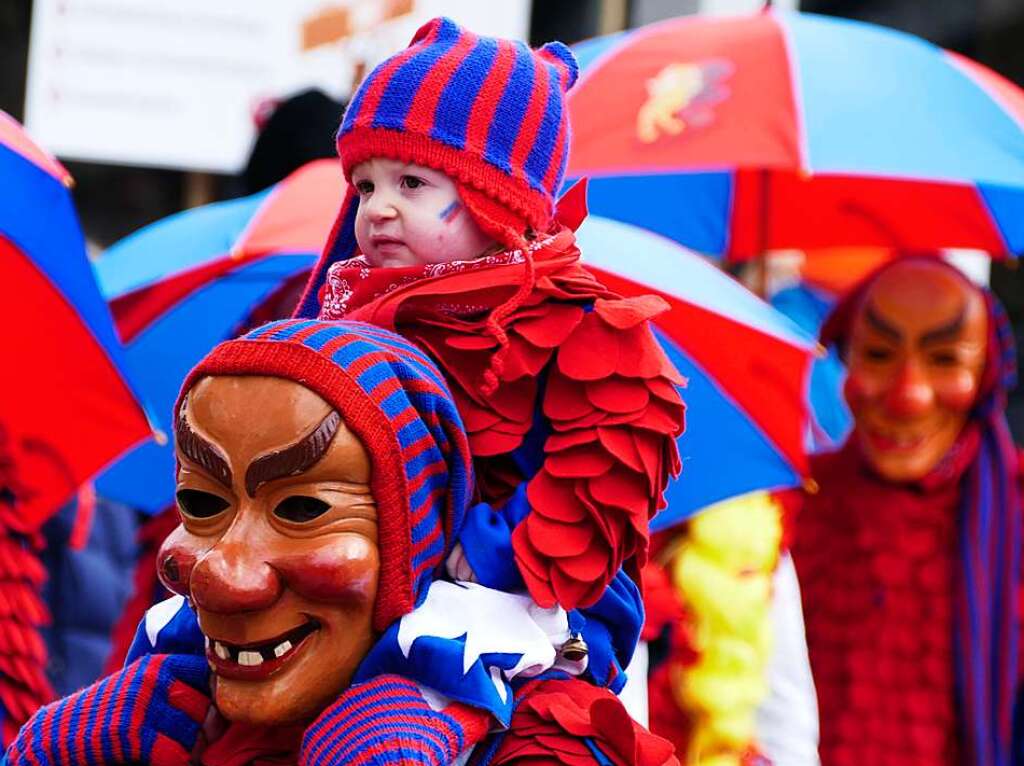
top-left (2, 2), bottom-right (1024, 759)
top-left (2, 0), bottom-right (1023, 434)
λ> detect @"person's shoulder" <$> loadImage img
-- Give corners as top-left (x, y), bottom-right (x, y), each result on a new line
top-left (808, 440), bottom-right (856, 490)
top-left (488, 679), bottom-right (679, 766)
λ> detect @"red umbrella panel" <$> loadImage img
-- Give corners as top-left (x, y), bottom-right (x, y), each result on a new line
top-left (0, 112), bottom-right (153, 527)
top-left (0, 113), bottom-right (154, 740)
top-left (568, 11), bottom-right (1024, 259)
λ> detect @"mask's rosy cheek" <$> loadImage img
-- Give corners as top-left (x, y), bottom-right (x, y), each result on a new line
top-left (156, 526), bottom-right (201, 597)
top-left (936, 372), bottom-right (980, 412)
top-left (843, 371), bottom-right (879, 412)
top-left (273, 537), bottom-right (379, 606)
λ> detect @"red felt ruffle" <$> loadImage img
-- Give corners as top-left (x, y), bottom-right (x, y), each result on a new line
top-left (340, 226), bottom-right (686, 612)
top-left (490, 679), bottom-right (679, 766)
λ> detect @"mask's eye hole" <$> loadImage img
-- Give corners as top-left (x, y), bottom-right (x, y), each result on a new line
top-left (273, 496), bottom-right (331, 523)
top-left (862, 345), bottom-right (893, 362)
top-left (176, 489), bottom-right (230, 519)
top-left (930, 351), bottom-right (959, 367)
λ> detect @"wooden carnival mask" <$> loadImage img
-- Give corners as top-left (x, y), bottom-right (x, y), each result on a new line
top-left (158, 375), bottom-right (379, 726)
top-left (844, 260), bottom-right (988, 483)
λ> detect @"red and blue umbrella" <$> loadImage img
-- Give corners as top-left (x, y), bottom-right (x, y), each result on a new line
top-left (569, 10), bottom-right (1024, 260)
top-left (576, 214), bottom-right (816, 529)
top-left (95, 158), bottom-right (812, 525)
top-left (0, 111), bottom-right (153, 524)
top-left (94, 159), bottom-right (345, 513)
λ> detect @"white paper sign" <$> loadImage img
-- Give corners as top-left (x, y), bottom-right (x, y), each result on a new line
top-left (25, 0), bottom-right (530, 172)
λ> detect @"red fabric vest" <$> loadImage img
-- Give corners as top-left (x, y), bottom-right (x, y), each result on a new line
top-left (792, 434), bottom-right (981, 766)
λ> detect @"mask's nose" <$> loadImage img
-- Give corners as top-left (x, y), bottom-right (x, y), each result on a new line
top-left (883, 359), bottom-right (935, 418)
top-left (188, 513), bottom-right (283, 613)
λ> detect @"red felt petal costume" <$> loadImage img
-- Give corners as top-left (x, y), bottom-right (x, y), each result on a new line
top-left (794, 437), bottom-right (970, 766)
top-left (489, 680), bottom-right (679, 766)
top-left (320, 223), bottom-right (685, 610)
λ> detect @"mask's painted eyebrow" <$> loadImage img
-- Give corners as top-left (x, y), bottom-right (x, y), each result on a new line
top-left (919, 310), bottom-right (967, 347)
top-left (864, 302), bottom-right (902, 342)
top-left (176, 398), bottom-right (232, 489)
top-left (244, 410), bottom-right (341, 498)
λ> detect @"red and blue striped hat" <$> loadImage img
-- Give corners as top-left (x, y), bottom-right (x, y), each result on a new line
top-left (297, 18), bottom-right (578, 316)
top-left (179, 319), bottom-right (474, 632)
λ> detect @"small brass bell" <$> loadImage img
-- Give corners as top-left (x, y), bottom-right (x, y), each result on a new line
top-left (560, 635), bottom-right (588, 663)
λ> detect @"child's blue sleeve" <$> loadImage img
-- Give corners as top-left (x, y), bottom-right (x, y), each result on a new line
top-left (124, 594), bottom-right (205, 664)
top-left (579, 569), bottom-right (643, 694)
top-left (459, 485), bottom-right (530, 591)
top-left (456, 483), bottom-right (644, 696)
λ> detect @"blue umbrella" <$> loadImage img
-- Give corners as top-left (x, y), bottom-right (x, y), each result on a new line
top-left (93, 160), bottom-right (344, 512)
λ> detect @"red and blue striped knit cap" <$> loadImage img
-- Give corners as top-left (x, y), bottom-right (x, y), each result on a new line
top-left (297, 17), bottom-right (578, 318)
top-left (179, 319), bottom-right (474, 633)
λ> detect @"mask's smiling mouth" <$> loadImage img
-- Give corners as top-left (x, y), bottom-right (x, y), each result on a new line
top-left (206, 619), bottom-right (320, 680)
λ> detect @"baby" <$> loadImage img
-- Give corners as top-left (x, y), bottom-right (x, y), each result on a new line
top-left (299, 4), bottom-right (685, 718)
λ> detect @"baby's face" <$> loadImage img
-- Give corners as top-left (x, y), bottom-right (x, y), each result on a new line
top-left (351, 158), bottom-right (494, 268)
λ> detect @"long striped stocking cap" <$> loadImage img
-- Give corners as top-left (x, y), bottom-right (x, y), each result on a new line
top-left (179, 319), bottom-right (474, 632)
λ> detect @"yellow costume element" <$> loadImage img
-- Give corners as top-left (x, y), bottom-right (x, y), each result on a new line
top-left (667, 491), bottom-right (783, 766)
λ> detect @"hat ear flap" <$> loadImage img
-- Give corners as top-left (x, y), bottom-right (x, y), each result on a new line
top-left (292, 186), bottom-right (359, 318)
top-left (539, 41), bottom-right (579, 90)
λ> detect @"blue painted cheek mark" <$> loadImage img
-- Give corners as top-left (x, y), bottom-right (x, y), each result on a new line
top-left (438, 201), bottom-right (461, 222)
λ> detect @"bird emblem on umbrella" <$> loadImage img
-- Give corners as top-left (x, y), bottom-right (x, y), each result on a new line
top-left (637, 60), bottom-right (733, 144)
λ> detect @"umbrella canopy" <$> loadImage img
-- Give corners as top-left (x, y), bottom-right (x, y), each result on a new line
top-left (569, 10), bottom-right (1024, 260)
top-left (94, 159), bottom-right (345, 513)
top-left (576, 215), bottom-right (816, 529)
top-left (0, 111), bottom-right (152, 525)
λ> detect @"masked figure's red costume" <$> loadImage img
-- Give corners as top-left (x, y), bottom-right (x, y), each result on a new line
top-left (792, 257), bottom-right (1022, 766)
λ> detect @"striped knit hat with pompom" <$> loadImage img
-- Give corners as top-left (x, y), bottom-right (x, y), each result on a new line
top-left (178, 319), bottom-right (474, 633)
top-left (295, 16), bottom-right (578, 318)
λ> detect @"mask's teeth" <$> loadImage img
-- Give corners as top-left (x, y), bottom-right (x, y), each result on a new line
top-left (273, 640), bottom-right (293, 659)
top-left (238, 650), bottom-right (263, 667)
top-left (214, 642), bottom-right (230, 661)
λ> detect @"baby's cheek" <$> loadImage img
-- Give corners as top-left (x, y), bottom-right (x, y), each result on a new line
top-left (156, 526), bottom-right (202, 597)
top-left (274, 536), bottom-right (379, 605)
